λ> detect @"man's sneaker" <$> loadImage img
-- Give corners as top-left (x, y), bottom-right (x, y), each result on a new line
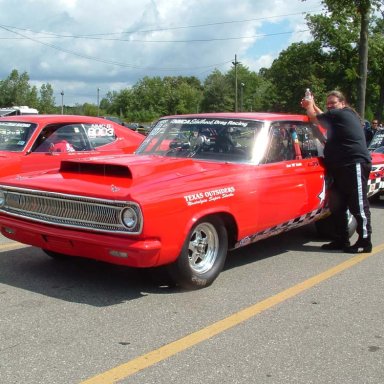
top-left (344, 241), bottom-right (372, 254)
top-left (321, 240), bottom-right (350, 251)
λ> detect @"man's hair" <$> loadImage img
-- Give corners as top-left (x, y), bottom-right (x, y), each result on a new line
top-left (327, 90), bottom-right (363, 125)
top-left (327, 90), bottom-right (346, 103)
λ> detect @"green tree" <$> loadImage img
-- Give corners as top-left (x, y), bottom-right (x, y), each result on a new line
top-left (39, 83), bottom-right (56, 113)
top-left (0, 69), bottom-right (34, 107)
top-left (367, 16), bottom-right (384, 121)
top-left (29, 86), bottom-right (39, 110)
top-left (304, 0), bottom-right (382, 118)
top-left (261, 41), bottom-right (327, 112)
top-left (201, 69), bottom-right (233, 112)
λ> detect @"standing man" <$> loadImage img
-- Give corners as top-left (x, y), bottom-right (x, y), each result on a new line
top-left (371, 119), bottom-right (381, 132)
top-left (302, 90), bottom-right (372, 253)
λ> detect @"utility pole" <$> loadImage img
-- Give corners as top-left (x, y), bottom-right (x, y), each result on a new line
top-left (60, 90), bottom-right (64, 114)
top-left (240, 83), bottom-right (245, 112)
top-left (232, 55), bottom-right (240, 112)
top-left (97, 88), bottom-right (100, 116)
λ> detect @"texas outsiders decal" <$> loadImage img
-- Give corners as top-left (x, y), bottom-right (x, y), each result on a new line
top-left (184, 186), bottom-right (235, 206)
top-left (235, 176), bottom-right (329, 249)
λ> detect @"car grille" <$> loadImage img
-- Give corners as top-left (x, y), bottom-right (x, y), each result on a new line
top-left (0, 186), bottom-right (142, 234)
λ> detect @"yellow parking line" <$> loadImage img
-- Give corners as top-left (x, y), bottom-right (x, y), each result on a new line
top-left (0, 242), bottom-right (27, 252)
top-left (80, 243), bottom-right (384, 384)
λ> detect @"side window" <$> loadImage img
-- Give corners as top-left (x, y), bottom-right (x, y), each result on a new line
top-left (33, 124), bottom-right (91, 152)
top-left (86, 123), bottom-right (117, 148)
top-left (264, 125), bottom-right (295, 163)
top-left (296, 124), bottom-right (324, 158)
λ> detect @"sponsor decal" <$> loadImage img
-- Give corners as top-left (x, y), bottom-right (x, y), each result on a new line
top-left (0, 122), bottom-right (31, 127)
top-left (87, 124), bottom-right (115, 138)
top-left (170, 118), bottom-right (249, 128)
top-left (183, 186), bottom-right (235, 206)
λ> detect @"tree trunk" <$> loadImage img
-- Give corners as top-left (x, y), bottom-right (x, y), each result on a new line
top-left (376, 81), bottom-right (384, 122)
top-left (357, 1), bottom-right (370, 119)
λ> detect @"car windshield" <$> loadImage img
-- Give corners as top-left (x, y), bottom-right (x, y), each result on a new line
top-left (136, 117), bottom-right (264, 163)
top-left (0, 121), bottom-right (37, 151)
top-left (369, 130), bottom-right (384, 151)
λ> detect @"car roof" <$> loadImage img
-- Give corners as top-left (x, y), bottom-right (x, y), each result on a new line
top-left (160, 112), bottom-right (310, 122)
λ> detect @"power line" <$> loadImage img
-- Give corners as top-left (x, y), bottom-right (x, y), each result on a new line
top-left (0, 9), bottom-right (321, 39)
top-left (0, 8), bottom-right (316, 72)
top-left (0, 28), bottom-right (310, 43)
top-left (0, 24), bottom-right (234, 71)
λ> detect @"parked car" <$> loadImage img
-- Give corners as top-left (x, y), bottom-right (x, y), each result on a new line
top-left (368, 128), bottom-right (384, 198)
top-left (101, 116), bottom-right (128, 127)
top-left (368, 129), bottom-right (384, 152)
top-left (369, 150), bottom-right (384, 199)
top-left (0, 114), bottom-right (145, 177)
top-left (0, 112), bottom-right (382, 289)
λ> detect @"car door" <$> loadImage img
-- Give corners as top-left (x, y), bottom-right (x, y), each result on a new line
top-left (240, 122), bottom-right (326, 233)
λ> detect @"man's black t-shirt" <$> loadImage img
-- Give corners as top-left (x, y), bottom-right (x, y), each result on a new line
top-left (317, 107), bottom-right (371, 169)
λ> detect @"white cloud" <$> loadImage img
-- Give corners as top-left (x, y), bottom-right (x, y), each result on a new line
top-left (0, 0), bottom-right (323, 106)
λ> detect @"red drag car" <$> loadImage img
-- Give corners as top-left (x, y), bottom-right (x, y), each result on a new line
top-left (0, 112), bottom-right (381, 289)
top-left (0, 114), bottom-right (144, 177)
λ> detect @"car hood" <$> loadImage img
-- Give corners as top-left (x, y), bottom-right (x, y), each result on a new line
top-left (0, 154), bottom-right (227, 200)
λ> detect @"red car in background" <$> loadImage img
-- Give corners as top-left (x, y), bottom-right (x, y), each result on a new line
top-left (0, 112), bottom-right (382, 290)
top-left (369, 151), bottom-right (384, 199)
top-left (0, 114), bottom-right (145, 177)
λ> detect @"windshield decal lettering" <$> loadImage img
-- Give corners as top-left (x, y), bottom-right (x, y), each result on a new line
top-left (171, 119), bottom-right (248, 128)
top-left (0, 122), bottom-right (31, 127)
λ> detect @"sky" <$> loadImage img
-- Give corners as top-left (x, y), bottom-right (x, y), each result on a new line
top-left (0, 0), bottom-right (324, 107)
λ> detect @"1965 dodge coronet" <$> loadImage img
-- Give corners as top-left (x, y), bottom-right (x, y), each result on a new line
top-left (0, 112), bottom-right (382, 289)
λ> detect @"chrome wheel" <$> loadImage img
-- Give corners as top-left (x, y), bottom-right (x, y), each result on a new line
top-left (167, 216), bottom-right (228, 289)
top-left (188, 222), bottom-right (219, 274)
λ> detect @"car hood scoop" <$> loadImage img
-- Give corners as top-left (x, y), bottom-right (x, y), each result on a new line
top-left (60, 160), bottom-right (132, 178)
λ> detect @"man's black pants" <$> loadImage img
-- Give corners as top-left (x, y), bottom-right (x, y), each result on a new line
top-left (328, 162), bottom-right (372, 243)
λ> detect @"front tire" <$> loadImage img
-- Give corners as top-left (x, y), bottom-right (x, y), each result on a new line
top-left (167, 217), bottom-right (228, 290)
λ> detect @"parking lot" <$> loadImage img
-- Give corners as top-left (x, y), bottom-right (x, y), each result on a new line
top-left (0, 198), bottom-right (383, 384)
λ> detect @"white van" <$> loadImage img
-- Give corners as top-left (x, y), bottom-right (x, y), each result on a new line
top-left (0, 106), bottom-right (39, 116)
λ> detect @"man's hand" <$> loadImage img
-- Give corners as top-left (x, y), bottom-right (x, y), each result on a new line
top-left (301, 96), bottom-right (322, 123)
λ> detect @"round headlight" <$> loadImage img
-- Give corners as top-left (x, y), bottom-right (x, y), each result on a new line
top-left (0, 190), bottom-right (5, 207)
top-left (121, 207), bottom-right (138, 230)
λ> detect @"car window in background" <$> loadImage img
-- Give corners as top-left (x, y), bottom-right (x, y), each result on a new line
top-left (0, 121), bottom-right (37, 151)
top-left (33, 123), bottom-right (117, 152)
top-left (85, 123), bottom-right (117, 148)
